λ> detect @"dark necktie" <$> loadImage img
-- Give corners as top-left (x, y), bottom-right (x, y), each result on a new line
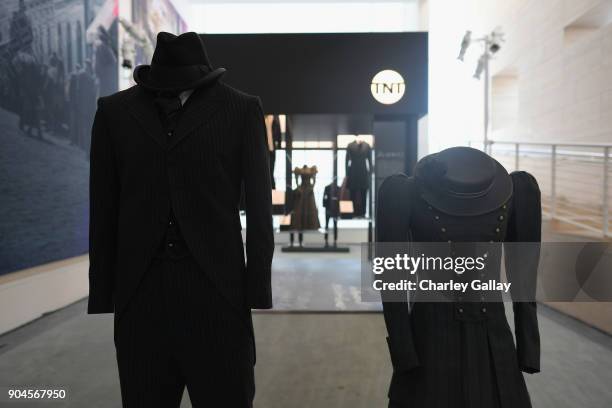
top-left (153, 93), bottom-right (183, 137)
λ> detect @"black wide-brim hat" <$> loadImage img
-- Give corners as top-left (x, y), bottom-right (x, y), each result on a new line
top-left (133, 32), bottom-right (226, 93)
top-left (414, 146), bottom-right (512, 216)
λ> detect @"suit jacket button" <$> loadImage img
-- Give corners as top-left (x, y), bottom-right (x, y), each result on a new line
top-left (481, 307), bottom-right (487, 313)
top-left (458, 307), bottom-right (464, 313)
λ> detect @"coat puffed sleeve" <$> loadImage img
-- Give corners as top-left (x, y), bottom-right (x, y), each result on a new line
top-left (504, 171), bottom-right (541, 374)
top-left (376, 173), bottom-right (420, 372)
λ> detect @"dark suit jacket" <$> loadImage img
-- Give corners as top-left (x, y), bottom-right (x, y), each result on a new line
top-left (88, 80), bottom-right (274, 317)
top-left (376, 171), bottom-right (541, 407)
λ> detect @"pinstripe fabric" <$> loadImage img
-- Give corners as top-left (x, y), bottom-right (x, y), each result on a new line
top-left (114, 255), bottom-right (255, 407)
top-left (88, 80), bottom-right (272, 407)
top-left (88, 80), bottom-right (274, 318)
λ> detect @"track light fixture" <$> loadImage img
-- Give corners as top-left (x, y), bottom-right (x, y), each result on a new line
top-left (457, 27), bottom-right (505, 77)
top-left (473, 54), bottom-right (486, 79)
top-left (457, 27), bottom-right (505, 153)
top-left (457, 30), bottom-right (472, 61)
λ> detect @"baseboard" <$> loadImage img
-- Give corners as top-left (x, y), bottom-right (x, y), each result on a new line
top-left (0, 256), bottom-right (89, 335)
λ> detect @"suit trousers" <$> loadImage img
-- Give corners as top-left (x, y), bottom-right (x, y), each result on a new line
top-left (114, 254), bottom-right (255, 408)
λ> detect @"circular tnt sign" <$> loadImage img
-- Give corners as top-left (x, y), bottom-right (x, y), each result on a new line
top-left (370, 70), bottom-right (406, 105)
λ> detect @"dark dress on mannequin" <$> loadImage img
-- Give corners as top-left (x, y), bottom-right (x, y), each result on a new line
top-left (264, 115), bottom-right (281, 189)
top-left (290, 165), bottom-right (321, 230)
top-left (377, 148), bottom-right (541, 408)
top-left (346, 140), bottom-right (372, 217)
top-left (88, 32), bottom-right (273, 408)
top-left (272, 114), bottom-right (282, 148)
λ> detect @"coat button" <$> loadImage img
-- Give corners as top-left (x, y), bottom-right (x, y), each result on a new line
top-left (458, 307), bottom-right (464, 313)
top-left (481, 307), bottom-right (487, 313)
top-left (168, 242), bottom-right (174, 248)
top-left (498, 215), bottom-right (504, 221)
top-left (435, 215), bottom-right (440, 220)
top-left (441, 227), bottom-right (446, 233)
top-left (495, 227), bottom-right (500, 233)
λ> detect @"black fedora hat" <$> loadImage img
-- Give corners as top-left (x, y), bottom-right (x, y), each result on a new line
top-left (133, 32), bottom-right (226, 93)
top-left (414, 147), bottom-right (512, 216)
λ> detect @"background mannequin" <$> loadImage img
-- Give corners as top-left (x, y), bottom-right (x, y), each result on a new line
top-left (345, 136), bottom-right (372, 217)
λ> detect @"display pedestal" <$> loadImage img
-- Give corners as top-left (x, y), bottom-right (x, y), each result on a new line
top-left (281, 245), bottom-right (350, 253)
top-left (281, 230), bottom-right (350, 253)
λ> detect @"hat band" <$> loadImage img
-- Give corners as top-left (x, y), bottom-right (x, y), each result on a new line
top-left (441, 181), bottom-right (494, 199)
top-left (149, 64), bottom-right (211, 89)
top-left (417, 172), bottom-right (494, 200)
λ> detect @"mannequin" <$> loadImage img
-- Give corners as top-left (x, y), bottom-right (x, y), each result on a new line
top-left (322, 181), bottom-right (340, 243)
top-left (290, 165), bottom-right (320, 246)
top-left (264, 114), bottom-right (277, 188)
top-left (88, 32), bottom-right (273, 408)
top-left (377, 147), bottom-right (541, 408)
top-left (272, 114), bottom-right (282, 148)
top-left (345, 136), bottom-right (372, 217)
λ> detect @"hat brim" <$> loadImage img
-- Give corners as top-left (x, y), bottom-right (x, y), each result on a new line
top-left (133, 66), bottom-right (226, 93)
top-left (417, 159), bottom-right (513, 216)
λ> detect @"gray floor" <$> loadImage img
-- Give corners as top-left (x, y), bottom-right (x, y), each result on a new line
top-left (271, 245), bottom-right (378, 311)
top-left (1, 238), bottom-right (612, 407)
top-left (1, 299), bottom-right (611, 407)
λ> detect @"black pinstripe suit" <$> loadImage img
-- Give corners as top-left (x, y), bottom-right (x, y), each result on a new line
top-left (88, 80), bottom-right (274, 407)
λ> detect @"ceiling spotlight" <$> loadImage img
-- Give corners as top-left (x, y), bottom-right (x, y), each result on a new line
top-left (488, 27), bottom-right (505, 54)
top-left (473, 54), bottom-right (486, 79)
top-left (457, 30), bottom-right (472, 61)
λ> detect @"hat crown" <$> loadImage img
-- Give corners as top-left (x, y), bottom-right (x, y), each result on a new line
top-left (415, 147), bottom-right (512, 216)
top-left (418, 147), bottom-right (498, 197)
top-left (435, 148), bottom-right (496, 195)
top-left (151, 32), bottom-right (212, 68)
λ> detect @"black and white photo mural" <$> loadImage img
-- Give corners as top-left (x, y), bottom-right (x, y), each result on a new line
top-left (0, 0), bottom-right (119, 275)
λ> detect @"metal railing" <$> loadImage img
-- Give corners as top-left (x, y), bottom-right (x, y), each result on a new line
top-left (469, 140), bottom-right (612, 238)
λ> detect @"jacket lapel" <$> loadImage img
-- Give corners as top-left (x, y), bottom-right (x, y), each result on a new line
top-left (121, 82), bottom-right (223, 150)
top-left (167, 81), bottom-right (224, 151)
top-left (120, 86), bottom-right (166, 148)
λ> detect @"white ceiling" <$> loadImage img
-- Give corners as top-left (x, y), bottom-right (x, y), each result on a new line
top-left (180, 0), bottom-right (423, 33)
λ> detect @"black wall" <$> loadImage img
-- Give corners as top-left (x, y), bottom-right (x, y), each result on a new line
top-left (201, 32), bottom-right (428, 116)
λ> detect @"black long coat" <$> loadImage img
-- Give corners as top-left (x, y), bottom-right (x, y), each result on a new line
top-left (377, 171), bottom-right (541, 408)
top-left (345, 140), bottom-right (372, 190)
top-left (87, 80), bottom-right (274, 319)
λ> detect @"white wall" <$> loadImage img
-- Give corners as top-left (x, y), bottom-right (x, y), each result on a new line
top-left (426, 0), bottom-right (485, 152)
top-left (466, 0), bottom-right (612, 221)
top-left (478, 0), bottom-right (612, 144)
